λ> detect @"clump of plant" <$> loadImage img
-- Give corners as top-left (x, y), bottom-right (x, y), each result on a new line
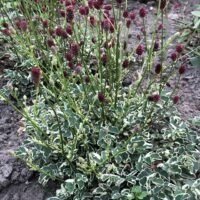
top-left (0, 0), bottom-right (200, 199)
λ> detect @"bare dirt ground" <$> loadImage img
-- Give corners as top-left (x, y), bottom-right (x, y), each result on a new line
top-left (0, 0), bottom-right (199, 199)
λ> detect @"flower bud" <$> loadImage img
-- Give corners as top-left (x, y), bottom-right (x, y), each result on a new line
top-left (172, 96), bottom-right (179, 104)
top-left (66, 25), bottom-right (73, 35)
top-left (170, 52), bottom-right (177, 62)
top-left (176, 43), bottom-right (184, 54)
top-left (123, 10), bottom-right (129, 18)
top-left (70, 42), bottom-right (80, 56)
top-left (31, 67), bottom-right (41, 85)
top-left (122, 59), bottom-right (129, 68)
top-left (98, 92), bottom-right (106, 103)
top-left (136, 44), bottom-right (144, 56)
top-left (139, 7), bottom-right (147, 18)
top-left (179, 64), bottom-right (186, 75)
top-left (155, 63), bottom-right (162, 74)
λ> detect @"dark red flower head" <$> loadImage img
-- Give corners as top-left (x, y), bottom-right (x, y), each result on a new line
top-left (155, 63), bottom-right (162, 74)
top-left (172, 96), bottom-right (179, 104)
top-left (66, 5), bottom-right (74, 22)
top-left (129, 11), bottom-right (136, 20)
top-left (101, 53), bottom-right (107, 65)
top-left (94, 0), bottom-right (103, 10)
top-left (15, 20), bottom-right (28, 32)
top-left (148, 94), bottom-right (160, 102)
top-left (126, 19), bottom-right (131, 28)
top-left (60, 9), bottom-right (66, 17)
top-left (88, 0), bottom-right (94, 9)
top-left (66, 25), bottom-right (73, 35)
top-left (75, 63), bottom-right (82, 74)
top-left (1, 28), bottom-right (11, 36)
top-left (123, 10), bottom-right (129, 18)
top-left (65, 52), bottom-right (73, 62)
top-left (116, 0), bottom-right (122, 5)
top-left (170, 52), bottom-right (177, 62)
top-left (136, 44), bottom-right (144, 56)
top-left (153, 41), bottom-right (159, 51)
top-left (98, 92), bottom-right (106, 103)
top-left (47, 39), bottom-right (55, 48)
top-left (31, 67), bottom-right (41, 85)
top-left (42, 20), bottom-right (48, 28)
top-left (139, 7), bottom-right (147, 18)
top-left (63, 70), bottom-right (68, 78)
top-left (70, 42), bottom-right (80, 56)
top-left (176, 43), bottom-right (184, 54)
top-left (102, 19), bottom-right (114, 32)
top-left (103, 4), bottom-right (112, 10)
top-left (160, 0), bottom-right (167, 10)
top-left (79, 6), bottom-right (89, 16)
top-left (179, 64), bottom-right (186, 75)
top-left (85, 76), bottom-right (90, 84)
top-left (90, 16), bottom-right (96, 27)
top-left (122, 59), bottom-right (129, 69)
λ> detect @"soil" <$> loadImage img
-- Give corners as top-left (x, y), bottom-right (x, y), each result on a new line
top-left (0, 0), bottom-right (199, 199)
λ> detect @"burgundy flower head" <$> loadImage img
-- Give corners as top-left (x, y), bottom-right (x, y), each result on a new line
top-left (160, 0), bottom-right (167, 10)
top-left (55, 26), bottom-right (63, 36)
top-left (122, 59), bottom-right (129, 69)
top-left (65, 52), bottom-right (73, 62)
top-left (63, 70), bottom-right (68, 78)
top-left (126, 19), bottom-right (131, 28)
top-left (148, 94), bottom-right (160, 102)
top-left (129, 12), bottom-right (136, 20)
top-left (101, 53), bottom-right (107, 65)
top-left (85, 76), bottom-right (90, 84)
top-left (79, 6), bottom-right (89, 16)
top-left (88, 0), bottom-right (94, 9)
top-left (15, 20), bottom-right (28, 32)
top-left (176, 43), bottom-right (184, 54)
top-left (116, 0), bottom-right (122, 4)
top-left (70, 42), bottom-right (80, 56)
top-left (94, 0), bottom-right (103, 10)
top-left (102, 19), bottom-right (114, 32)
top-left (75, 64), bottom-right (82, 74)
top-left (103, 4), bottom-right (112, 11)
top-left (123, 10), bottom-right (129, 18)
top-left (47, 39), bottom-right (55, 48)
top-left (66, 5), bottom-right (74, 22)
top-left (1, 29), bottom-right (11, 36)
top-left (179, 64), bottom-right (186, 75)
top-left (139, 7), bottom-right (147, 18)
top-left (170, 52), bottom-right (177, 62)
top-left (31, 67), bottom-right (41, 85)
top-left (60, 9), bottom-right (66, 17)
top-left (155, 63), bottom-right (162, 74)
top-left (136, 44), bottom-right (144, 56)
top-left (66, 25), bottom-right (73, 35)
top-left (153, 41), bottom-right (159, 51)
top-left (90, 16), bottom-right (96, 27)
top-left (42, 20), bottom-right (48, 28)
top-left (98, 92), bottom-right (106, 103)
top-left (173, 96), bottom-right (180, 104)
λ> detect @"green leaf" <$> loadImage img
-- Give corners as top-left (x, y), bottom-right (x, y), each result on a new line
top-left (132, 186), bottom-right (142, 194)
top-left (137, 191), bottom-right (148, 199)
top-left (64, 179), bottom-right (75, 194)
top-left (191, 56), bottom-right (200, 67)
top-left (191, 11), bottom-right (200, 17)
top-left (108, 126), bottom-right (120, 135)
